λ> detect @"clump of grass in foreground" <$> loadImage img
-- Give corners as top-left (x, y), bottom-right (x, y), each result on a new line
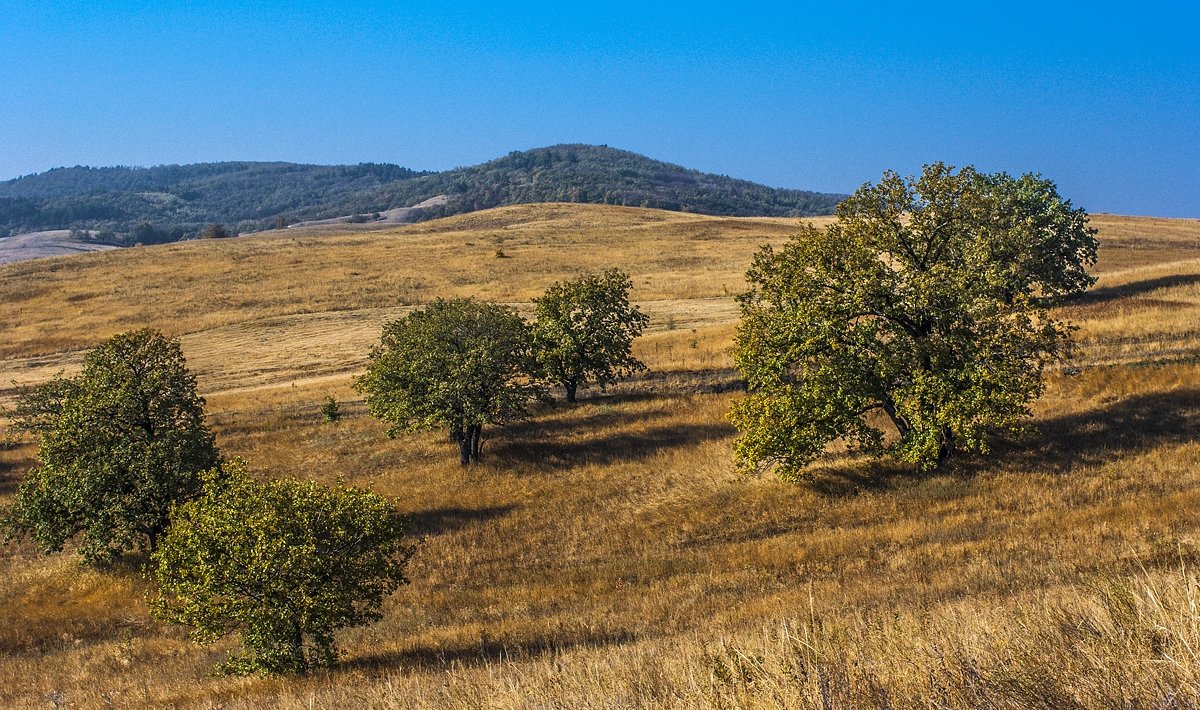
top-left (280, 567), bottom-right (1200, 709)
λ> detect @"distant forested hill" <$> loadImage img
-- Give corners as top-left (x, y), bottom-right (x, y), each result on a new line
top-left (0, 145), bottom-right (843, 243)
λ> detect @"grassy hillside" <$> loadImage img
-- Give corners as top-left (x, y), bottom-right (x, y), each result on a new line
top-left (0, 145), bottom-right (843, 240)
top-left (2, 205), bottom-right (1200, 707)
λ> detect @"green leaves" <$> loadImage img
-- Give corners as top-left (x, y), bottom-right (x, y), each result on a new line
top-left (3, 329), bottom-right (219, 564)
top-left (150, 461), bottom-right (413, 675)
top-left (355, 278), bottom-right (650, 461)
top-left (355, 298), bottom-right (543, 463)
top-left (731, 164), bottom-right (1097, 477)
top-left (531, 269), bottom-right (649, 402)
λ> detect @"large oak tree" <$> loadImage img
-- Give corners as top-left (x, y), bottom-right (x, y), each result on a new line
top-left (730, 163), bottom-right (1097, 476)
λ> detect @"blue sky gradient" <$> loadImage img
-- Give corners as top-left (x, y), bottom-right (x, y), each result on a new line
top-left (2, 1), bottom-right (1197, 216)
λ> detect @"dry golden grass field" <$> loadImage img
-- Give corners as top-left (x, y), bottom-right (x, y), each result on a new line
top-left (3, 204), bottom-right (1200, 708)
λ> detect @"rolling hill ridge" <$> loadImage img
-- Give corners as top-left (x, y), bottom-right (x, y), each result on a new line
top-left (0, 145), bottom-right (844, 243)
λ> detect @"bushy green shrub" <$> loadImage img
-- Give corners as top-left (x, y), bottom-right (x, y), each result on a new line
top-left (150, 461), bottom-right (414, 675)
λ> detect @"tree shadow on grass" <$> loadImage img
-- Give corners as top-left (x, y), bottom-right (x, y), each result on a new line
top-left (1066, 273), bottom-right (1200, 306)
top-left (804, 457), bottom-right (924, 497)
top-left (0, 454), bottom-right (27, 497)
top-left (489, 422), bottom-right (735, 472)
top-left (344, 627), bottom-right (639, 673)
top-left (795, 387), bottom-right (1200, 493)
top-left (516, 399), bottom-right (668, 437)
top-left (987, 387), bottom-right (1200, 474)
top-left (402, 505), bottom-right (517, 537)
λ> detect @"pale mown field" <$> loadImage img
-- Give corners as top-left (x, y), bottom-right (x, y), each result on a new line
top-left (2, 204), bottom-right (1200, 708)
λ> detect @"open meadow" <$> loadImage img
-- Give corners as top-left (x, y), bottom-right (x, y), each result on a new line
top-left (3, 204), bottom-right (1200, 707)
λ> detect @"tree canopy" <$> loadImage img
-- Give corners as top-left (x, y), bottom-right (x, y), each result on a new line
top-left (3, 329), bottom-right (219, 563)
top-left (354, 298), bottom-right (542, 464)
top-left (532, 269), bottom-right (650, 402)
top-left (730, 163), bottom-right (1098, 477)
top-left (150, 461), bottom-right (413, 675)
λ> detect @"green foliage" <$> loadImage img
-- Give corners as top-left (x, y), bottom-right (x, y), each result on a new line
top-left (730, 163), bottom-right (1098, 477)
top-left (131, 222), bottom-right (188, 246)
top-left (531, 268), bottom-right (650, 402)
top-left (407, 145), bottom-right (844, 221)
top-left (150, 461), bottom-right (413, 675)
top-left (200, 223), bottom-right (230, 239)
top-left (2, 329), bottom-right (219, 563)
top-left (355, 298), bottom-right (542, 464)
top-left (319, 395), bottom-right (342, 423)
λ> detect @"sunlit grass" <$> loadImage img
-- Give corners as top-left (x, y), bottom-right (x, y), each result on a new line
top-left (2, 204), bottom-right (1200, 707)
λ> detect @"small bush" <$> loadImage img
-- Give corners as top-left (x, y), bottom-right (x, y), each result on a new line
top-left (320, 395), bottom-right (341, 423)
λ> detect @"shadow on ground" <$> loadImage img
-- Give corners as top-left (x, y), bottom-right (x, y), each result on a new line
top-left (1068, 273), bottom-right (1200, 305)
top-left (0, 452), bottom-right (30, 497)
top-left (990, 387), bottom-right (1200, 473)
top-left (799, 387), bottom-right (1200, 492)
top-left (345, 627), bottom-right (639, 672)
top-left (490, 421), bottom-right (735, 472)
top-left (0, 471), bottom-right (18, 498)
top-left (402, 505), bottom-right (517, 537)
top-left (805, 458), bottom-right (923, 497)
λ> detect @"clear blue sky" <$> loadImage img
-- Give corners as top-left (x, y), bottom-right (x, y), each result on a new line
top-left (2, 1), bottom-right (1197, 217)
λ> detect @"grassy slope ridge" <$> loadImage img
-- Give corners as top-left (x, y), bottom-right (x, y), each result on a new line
top-left (0, 145), bottom-right (843, 238)
top-left (3, 204), bottom-right (1200, 707)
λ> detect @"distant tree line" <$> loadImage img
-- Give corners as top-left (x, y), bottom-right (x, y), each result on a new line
top-left (0, 145), bottom-right (843, 240)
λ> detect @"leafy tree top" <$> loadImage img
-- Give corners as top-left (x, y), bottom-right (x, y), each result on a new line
top-left (532, 268), bottom-right (650, 401)
top-left (4, 329), bottom-right (219, 563)
top-left (831, 164), bottom-right (1097, 302)
top-left (730, 163), bottom-right (1097, 476)
top-left (354, 298), bottom-right (542, 461)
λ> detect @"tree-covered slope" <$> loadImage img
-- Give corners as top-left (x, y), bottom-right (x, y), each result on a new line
top-left (387, 145), bottom-right (843, 220)
top-left (0, 145), bottom-right (842, 242)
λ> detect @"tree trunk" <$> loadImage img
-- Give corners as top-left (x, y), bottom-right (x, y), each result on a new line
top-left (469, 424), bottom-right (482, 462)
top-left (291, 624), bottom-right (308, 674)
top-left (880, 400), bottom-right (910, 439)
top-left (458, 435), bottom-right (471, 466)
top-left (935, 427), bottom-right (955, 467)
top-left (565, 382), bottom-right (578, 403)
top-left (452, 426), bottom-right (470, 465)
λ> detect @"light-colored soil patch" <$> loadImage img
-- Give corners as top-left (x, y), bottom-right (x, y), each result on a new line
top-left (0, 231), bottom-right (117, 264)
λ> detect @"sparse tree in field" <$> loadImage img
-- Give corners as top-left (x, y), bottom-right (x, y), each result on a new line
top-left (150, 461), bottom-right (413, 675)
top-left (2, 329), bottom-right (219, 563)
top-left (730, 163), bottom-right (1098, 477)
top-left (200, 223), bottom-right (230, 239)
top-left (355, 298), bottom-right (542, 464)
top-left (531, 269), bottom-right (650, 402)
